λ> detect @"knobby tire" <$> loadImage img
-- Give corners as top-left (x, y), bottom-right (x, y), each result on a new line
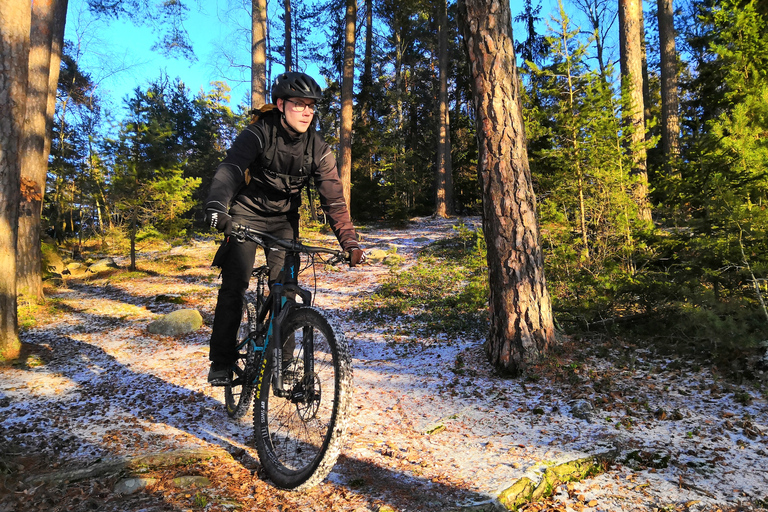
top-left (253, 306), bottom-right (352, 490)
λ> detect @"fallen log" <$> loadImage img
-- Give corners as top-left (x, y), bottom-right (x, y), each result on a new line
top-left (25, 448), bottom-right (230, 486)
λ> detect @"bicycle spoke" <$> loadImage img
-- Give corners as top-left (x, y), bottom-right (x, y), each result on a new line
top-left (254, 307), bottom-right (351, 490)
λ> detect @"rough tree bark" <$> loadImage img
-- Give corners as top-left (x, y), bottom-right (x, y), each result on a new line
top-left (18, 0), bottom-right (68, 301)
top-left (43, 0), bottom-right (68, 194)
top-left (359, 0), bottom-right (373, 119)
top-left (338, 0), bottom-right (357, 209)
top-left (435, 0), bottom-right (454, 218)
top-left (658, 0), bottom-right (680, 174)
top-left (619, 0), bottom-right (652, 222)
top-left (457, 0), bottom-right (556, 375)
top-left (0, 0), bottom-right (32, 361)
top-left (363, 0), bottom-right (373, 89)
top-left (252, 0), bottom-right (267, 108)
top-left (283, 0), bottom-right (292, 72)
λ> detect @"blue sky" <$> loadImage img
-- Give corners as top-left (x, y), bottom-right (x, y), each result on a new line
top-left (64, 0), bottom-right (259, 114)
top-left (64, 0), bottom-right (619, 118)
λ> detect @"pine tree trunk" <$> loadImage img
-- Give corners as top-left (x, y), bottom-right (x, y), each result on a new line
top-left (394, 28), bottom-right (404, 133)
top-left (457, 0), bottom-right (556, 375)
top-left (338, 0), bottom-right (357, 210)
top-left (283, 0), bottom-right (292, 72)
top-left (619, 0), bottom-right (652, 222)
top-left (130, 209), bottom-right (138, 272)
top-left (363, 0), bottom-right (373, 90)
top-left (435, 0), bottom-right (454, 218)
top-left (252, 0), bottom-right (267, 108)
top-left (639, 8), bottom-right (651, 128)
top-left (0, 0), bottom-right (32, 361)
top-left (359, 0), bottom-right (373, 120)
top-left (658, 0), bottom-right (680, 174)
top-left (18, 0), bottom-right (67, 301)
top-left (43, 0), bottom-right (67, 180)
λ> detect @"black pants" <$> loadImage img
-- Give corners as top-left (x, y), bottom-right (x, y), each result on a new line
top-left (209, 214), bottom-right (299, 364)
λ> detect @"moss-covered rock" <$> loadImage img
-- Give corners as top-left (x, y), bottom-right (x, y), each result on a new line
top-left (498, 477), bottom-right (534, 510)
top-left (147, 309), bottom-right (203, 336)
top-left (497, 453), bottom-right (612, 511)
top-left (41, 242), bottom-right (65, 277)
top-left (87, 257), bottom-right (119, 273)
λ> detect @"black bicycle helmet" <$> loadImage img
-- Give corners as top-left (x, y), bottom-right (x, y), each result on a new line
top-left (271, 72), bottom-right (323, 103)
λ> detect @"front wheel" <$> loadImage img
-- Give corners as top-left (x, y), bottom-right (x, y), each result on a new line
top-left (253, 306), bottom-right (352, 490)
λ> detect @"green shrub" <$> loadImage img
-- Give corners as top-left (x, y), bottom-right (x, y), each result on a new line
top-left (355, 225), bottom-right (488, 338)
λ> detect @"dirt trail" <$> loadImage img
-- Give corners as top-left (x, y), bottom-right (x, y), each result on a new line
top-left (1, 217), bottom-right (767, 511)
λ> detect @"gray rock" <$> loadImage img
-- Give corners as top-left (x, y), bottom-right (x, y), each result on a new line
top-left (154, 294), bottom-right (184, 304)
top-left (147, 309), bottom-right (203, 336)
top-left (87, 257), bottom-right (119, 273)
top-left (42, 244), bottom-right (65, 275)
top-left (569, 399), bottom-right (594, 421)
top-left (114, 477), bottom-right (158, 494)
top-left (64, 262), bottom-right (88, 277)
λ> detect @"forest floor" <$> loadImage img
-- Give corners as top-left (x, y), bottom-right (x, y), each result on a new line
top-left (1, 216), bottom-right (767, 512)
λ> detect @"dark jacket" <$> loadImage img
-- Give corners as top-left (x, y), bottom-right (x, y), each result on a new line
top-left (205, 110), bottom-right (359, 251)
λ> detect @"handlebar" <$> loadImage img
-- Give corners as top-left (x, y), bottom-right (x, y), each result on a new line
top-left (231, 223), bottom-right (348, 266)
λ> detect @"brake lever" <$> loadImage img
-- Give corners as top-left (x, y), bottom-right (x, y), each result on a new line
top-left (231, 224), bottom-right (264, 245)
top-left (327, 253), bottom-right (347, 266)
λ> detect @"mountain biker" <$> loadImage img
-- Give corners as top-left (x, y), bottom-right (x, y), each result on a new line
top-left (204, 71), bottom-right (365, 385)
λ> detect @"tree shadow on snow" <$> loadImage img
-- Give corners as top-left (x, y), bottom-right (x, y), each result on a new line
top-left (3, 326), bottom-right (496, 511)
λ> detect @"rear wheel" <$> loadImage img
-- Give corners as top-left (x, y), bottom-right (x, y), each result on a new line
top-left (253, 306), bottom-right (352, 490)
top-left (224, 297), bottom-right (260, 419)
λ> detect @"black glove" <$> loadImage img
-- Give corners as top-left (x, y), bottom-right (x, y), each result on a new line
top-left (205, 209), bottom-right (232, 236)
top-left (347, 247), bottom-right (366, 267)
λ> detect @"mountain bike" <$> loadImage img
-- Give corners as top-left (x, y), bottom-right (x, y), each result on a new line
top-left (222, 223), bottom-right (353, 491)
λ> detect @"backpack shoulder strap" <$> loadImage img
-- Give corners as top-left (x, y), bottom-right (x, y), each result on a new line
top-left (304, 130), bottom-right (316, 173)
top-left (303, 131), bottom-right (317, 201)
top-left (261, 120), bottom-right (280, 171)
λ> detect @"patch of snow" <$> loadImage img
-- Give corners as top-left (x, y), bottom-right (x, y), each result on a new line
top-left (2, 216), bottom-right (766, 510)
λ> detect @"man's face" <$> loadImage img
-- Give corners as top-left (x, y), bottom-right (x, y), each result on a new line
top-left (278, 97), bottom-right (316, 133)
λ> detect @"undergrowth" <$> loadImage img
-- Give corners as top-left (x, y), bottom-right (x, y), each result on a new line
top-left (353, 223), bottom-right (489, 338)
top-left (17, 297), bottom-right (66, 331)
top-left (356, 221), bottom-right (767, 381)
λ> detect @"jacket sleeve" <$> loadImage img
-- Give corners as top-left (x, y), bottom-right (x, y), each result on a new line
top-left (205, 124), bottom-right (265, 213)
top-left (312, 139), bottom-right (360, 251)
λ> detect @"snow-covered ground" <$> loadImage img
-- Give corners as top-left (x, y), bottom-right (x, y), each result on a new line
top-left (1, 216), bottom-right (767, 511)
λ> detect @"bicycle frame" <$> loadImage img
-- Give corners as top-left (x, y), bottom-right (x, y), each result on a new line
top-left (223, 222), bottom-right (352, 490)
top-left (231, 224), bottom-right (344, 400)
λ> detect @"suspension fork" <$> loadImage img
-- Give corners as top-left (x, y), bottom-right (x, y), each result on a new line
top-left (269, 281), bottom-right (313, 397)
top-left (268, 284), bottom-right (294, 396)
